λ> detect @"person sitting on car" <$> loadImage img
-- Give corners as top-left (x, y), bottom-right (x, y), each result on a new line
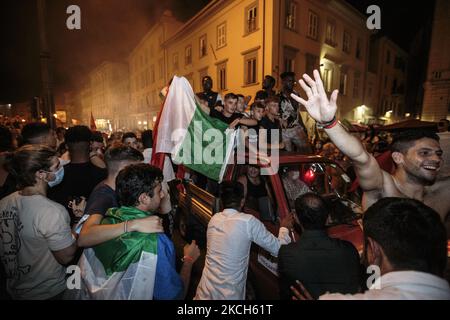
top-left (281, 167), bottom-right (310, 209)
top-left (237, 165), bottom-right (269, 210)
top-left (194, 181), bottom-right (293, 300)
top-left (278, 193), bottom-right (362, 300)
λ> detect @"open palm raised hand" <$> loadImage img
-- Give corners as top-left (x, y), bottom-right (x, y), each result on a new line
top-left (290, 70), bottom-right (338, 124)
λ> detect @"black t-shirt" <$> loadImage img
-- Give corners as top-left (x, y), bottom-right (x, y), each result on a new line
top-left (48, 162), bottom-right (107, 224)
top-left (210, 109), bottom-right (241, 125)
top-left (196, 91), bottom-right (219, 109)
top-left (259, 116), bottom-right (282, 145)
top-left (84, 182), bottom-right (118, 217)
top-left (0, 173), bottom-right (17, 200)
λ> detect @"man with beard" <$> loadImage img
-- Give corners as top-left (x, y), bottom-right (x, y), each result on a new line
top-left (290, 70), bottom-right (450, 234)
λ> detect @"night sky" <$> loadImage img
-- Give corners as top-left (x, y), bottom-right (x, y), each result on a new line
top-left (0, 0), bottom-right (435, 104)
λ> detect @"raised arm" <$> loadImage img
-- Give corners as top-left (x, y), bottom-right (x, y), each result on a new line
top-left (290, 70), bottom-right (384, 192)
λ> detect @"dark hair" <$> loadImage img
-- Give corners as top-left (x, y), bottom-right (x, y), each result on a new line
top-left (280, 71), bottom-right (295, 80)
top-left (116, 163), bottom-right (163, 207)
top-left (265, 95), bottom-right (280, 105)
top-left (255, 90), bottom-right (268, 101)
top-left (5, 144), bottom-right (56, 188)
top-left (91, 131), bottom-right (104, 143)
top-left (236, 94), bottom-right (244, 100)
top-left (364, 198), bottom-right (447, 276)
top-left (219, 181), bottom-right (244, 210)
top-left (122, 132), bottom-right (137, 142)
top-left (264, 75), bottom-right (276, 87)
top-left (56, 127), bottom-right (66, 135)
top-left (104, 145), bottom-right (144, 173)
top-left (0, 125), bottom-right (13, 152)
top-left (294, 193), bottom-right (329, 229)
top-left (224, 93), bottom-right (238, 101)
top-left (65, 125), bottom-right (92, 144)
top-left (250, 102), bottom-right (265, 111)
top-left (141, 130), bottom-right (153, 149)
top-left (21, 122), bottom-right (51, 145)
top-left (391, 130), bottom-right (440, 154)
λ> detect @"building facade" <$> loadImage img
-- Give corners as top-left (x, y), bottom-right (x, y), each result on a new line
top-left (368, 36), bottom-right (408, 123)
top-left (163, 0), bottom-right (371, 124)
top-left (422, 0), bottom-right (450, 122)
top-left (88, 62), bottom-right (129, 131)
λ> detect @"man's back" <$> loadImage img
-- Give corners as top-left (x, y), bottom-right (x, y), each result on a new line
top-left (195, 209), bottom-right (288, 300)
top-left (278, 229), bottom-right (361, 299)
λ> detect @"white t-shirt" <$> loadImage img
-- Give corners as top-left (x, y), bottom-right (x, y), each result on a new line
top-left (194, 209), bottom-right (291, 300)
top-left (320, 271), bottom-right (450, 300)
top-left (0, 192), bottom-right (75, 300)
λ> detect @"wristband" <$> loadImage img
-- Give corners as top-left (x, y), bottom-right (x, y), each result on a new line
top-left (323, 118), bottom-right (338, 129)
top-left (317, 116), bottom-right (337, 129)
top-left (182, 255), bottom-right (194, 263)
top-left (124, 220), bottom-right (129, 233)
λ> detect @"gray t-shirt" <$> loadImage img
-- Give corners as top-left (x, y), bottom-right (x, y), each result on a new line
top-left (0, 192), bottom-right (75, 300)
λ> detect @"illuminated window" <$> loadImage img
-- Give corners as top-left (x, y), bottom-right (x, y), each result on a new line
top-left (217, 23), bottom-right (227, 48)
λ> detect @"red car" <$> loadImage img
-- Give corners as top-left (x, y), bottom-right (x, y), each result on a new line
top-left (176, 152), bottom-right (365, 299)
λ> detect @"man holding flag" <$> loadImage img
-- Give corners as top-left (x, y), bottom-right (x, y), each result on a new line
top-left (152, 76), bottom-right (242, 183)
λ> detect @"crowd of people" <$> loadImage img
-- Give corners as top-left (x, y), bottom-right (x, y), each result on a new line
top-left (0, 70), bottom-right (449, 300)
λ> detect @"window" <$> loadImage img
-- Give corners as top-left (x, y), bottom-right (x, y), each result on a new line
top-left (173, 53), bottom-right (179, 70)
top-left (343, 31), bottom-right (351, 54)
top-left (339, 72), bottom-right (347, 96)
top-left (285, 0), bottom-right (297, 30)
top-left (141, 72), bottom-right (145, 89)
top-left (150, 65), bottom-right (155, 83)
top-left (386, 50), bottom-right (391, 65)
top-left (308, 11), bottom-right (319, 40)
top-left (158, 58), bottom-right (164, 79)
top-left (246, 3), bottom-right (258, 34)
top-left (356, 38), bottom-right (362, 59)
top-left (185, 45), bottom-right (192, 65)
top-left (145, 69), bottom-right (149, 87)
top-left (217, 22), bottom-right (227, 48)
top-left (325, 20), bottom-right (336, 46)
top-left (217, 61), bottom-right (227, 91)
top-left (284, 47), bottom-right (297, 73)
top-left (305, 53), bottom-right (319, 76)
top-left (199, 34), bottom-right (207, 58)
top-left (244, 51), bottom-right (258, 85)
top-left (353, 72), bottom-right (360, 98)
top-left (323, 69), bottom-right (333, 92)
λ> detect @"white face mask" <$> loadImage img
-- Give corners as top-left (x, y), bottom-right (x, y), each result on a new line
top-left (47, 166), bottom-right (64, 188)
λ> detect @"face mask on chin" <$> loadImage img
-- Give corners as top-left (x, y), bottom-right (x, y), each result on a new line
top-left (47, 166), bottom-right (64, 188)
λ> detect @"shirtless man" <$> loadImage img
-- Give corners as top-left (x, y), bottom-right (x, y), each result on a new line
top-left (291, 70), bottom-right (450, 235)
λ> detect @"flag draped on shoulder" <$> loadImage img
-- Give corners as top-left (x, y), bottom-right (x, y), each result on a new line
top-left (155, 76), bottom-right (237, 182)
top-left (76, 207), bottom-right (158, 300)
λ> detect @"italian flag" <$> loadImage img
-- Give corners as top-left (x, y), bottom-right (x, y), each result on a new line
top-left (76, 207), bottom-right (158, 300)
top-left (154, 76), bottom-right (237, 182)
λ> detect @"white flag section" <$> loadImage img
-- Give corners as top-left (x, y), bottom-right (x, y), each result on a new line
top-left (155, 76), bottom-right (237, 182)
top-left (155, 76), bottom-right (197, 156)
top-left (73, 249), bottom-right (158, 300)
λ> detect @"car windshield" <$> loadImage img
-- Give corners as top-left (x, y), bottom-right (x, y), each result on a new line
top-left (280, 162), bottom-right (359, 225)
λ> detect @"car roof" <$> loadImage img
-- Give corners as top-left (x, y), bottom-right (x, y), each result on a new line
top-left (235, 151), bottom-right (335, 168)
